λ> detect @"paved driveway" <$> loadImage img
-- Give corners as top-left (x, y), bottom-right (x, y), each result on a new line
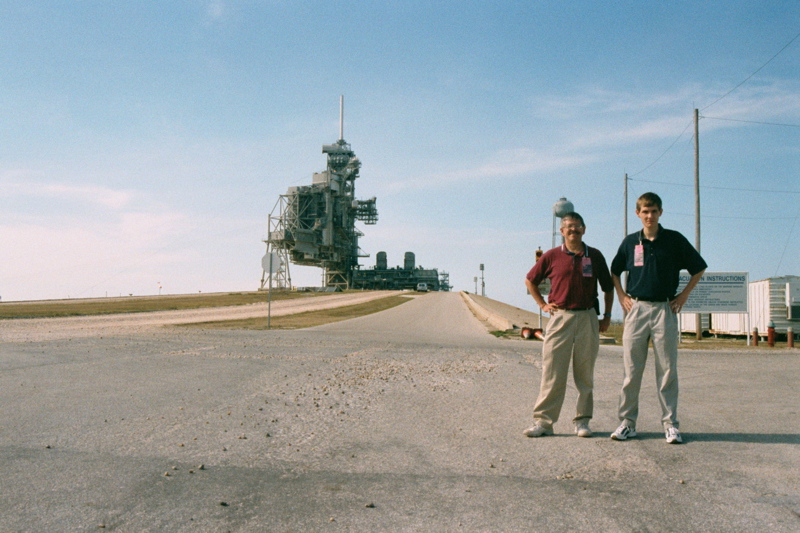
top-left (2, 291), bottom-right (798, 531)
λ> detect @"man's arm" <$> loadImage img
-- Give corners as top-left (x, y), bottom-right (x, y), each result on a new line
top-left (612, 274), bottom-right (632, 313)
top-left (670, 269), bottom-right (705, 314)
top-left (525, 277), bottom-right (558, 314)
top-left (599, 289), bottom-right (614, 333)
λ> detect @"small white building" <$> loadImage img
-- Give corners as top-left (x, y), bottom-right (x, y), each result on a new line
top-left (681, 275), bottom-right (800, 338)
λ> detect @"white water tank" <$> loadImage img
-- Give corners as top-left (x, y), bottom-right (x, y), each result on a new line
top-left (553, 197), bottom-right (574, 218)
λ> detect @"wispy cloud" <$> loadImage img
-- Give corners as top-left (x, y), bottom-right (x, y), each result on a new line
top-left (529, 86), bottom-right (700, 119)
top-left (2, 179), bottom-right (138, 210)
top-left (700, 79), bottom-right (800, 122)
top-left (378, 79), bottom-right (800, 196)
top-left (380, 148), bottom-right (596, 194)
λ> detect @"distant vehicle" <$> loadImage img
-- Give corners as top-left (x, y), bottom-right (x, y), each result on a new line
top-left (416, 282), bottom-right (429, 292)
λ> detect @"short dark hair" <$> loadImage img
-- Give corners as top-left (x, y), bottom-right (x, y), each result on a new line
top-left (560, 212), bottom-right (585, 227)
top-left (636, 192), bottom-right (662, 211)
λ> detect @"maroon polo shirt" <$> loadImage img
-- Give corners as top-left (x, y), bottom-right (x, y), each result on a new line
top-left (526, 244), bottom-right (613, 310)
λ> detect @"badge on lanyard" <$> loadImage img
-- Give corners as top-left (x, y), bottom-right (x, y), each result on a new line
top-left (582, 256), bottom-right (593, 277)
top-left (634, 244), bottom-right (645, 267)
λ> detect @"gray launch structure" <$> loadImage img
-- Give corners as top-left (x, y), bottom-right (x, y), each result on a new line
top-left (352, 251), bottom-right (450, 292)
top-left (260, 97), bottom-right (450, 292)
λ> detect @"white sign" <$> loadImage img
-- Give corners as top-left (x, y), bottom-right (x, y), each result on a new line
top-left (261, 252), bottom-right (280, 274)
top-left (677, 271), bottom-right (748, 313)
top-left (538, 279), bottom-right (551, 296)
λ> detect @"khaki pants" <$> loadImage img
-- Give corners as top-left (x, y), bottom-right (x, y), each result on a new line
top-left (533, 309), bottom-right (599, 429)
top-left (618, 300), bottom-right (679, 430)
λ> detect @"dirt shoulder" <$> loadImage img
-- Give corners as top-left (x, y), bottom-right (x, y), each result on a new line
top-left (1, 290), bottom-right (405, 342)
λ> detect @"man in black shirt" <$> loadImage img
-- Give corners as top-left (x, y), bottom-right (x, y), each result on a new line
top-left (610, 192), bottom-right (707, 444)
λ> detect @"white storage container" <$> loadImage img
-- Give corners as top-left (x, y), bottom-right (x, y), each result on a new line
top-left (681, 276), bottom-right (800, 336)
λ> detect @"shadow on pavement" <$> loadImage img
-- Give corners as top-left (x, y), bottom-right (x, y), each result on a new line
top-left (686, 432), bottom-right (800, 444)
top-left (619, 432), bottom-right (800, 444)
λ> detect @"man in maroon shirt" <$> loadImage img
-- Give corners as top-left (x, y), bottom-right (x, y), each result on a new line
top-left (523, 212), bottom-right (614, 438)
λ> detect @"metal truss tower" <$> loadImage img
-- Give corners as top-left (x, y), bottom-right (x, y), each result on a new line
top-left (260, 96), bottom-right (378, 291)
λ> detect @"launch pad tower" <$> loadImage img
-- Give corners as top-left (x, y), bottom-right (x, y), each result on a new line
top-left (260, 97), bottom-right (378, 291)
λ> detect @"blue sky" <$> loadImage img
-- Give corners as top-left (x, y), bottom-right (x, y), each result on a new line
top-left (1, 1), bottom-right (798, 316)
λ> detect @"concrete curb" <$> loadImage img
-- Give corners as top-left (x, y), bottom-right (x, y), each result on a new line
top-left (460, 292), bottom-right (515, 331)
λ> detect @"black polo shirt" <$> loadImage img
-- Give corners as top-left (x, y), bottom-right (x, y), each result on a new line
top-left (610, 225), bottom-right (707, 300)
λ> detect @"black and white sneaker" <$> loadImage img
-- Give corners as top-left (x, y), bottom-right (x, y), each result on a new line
top-left (611, 423), bottom-right (637, 441)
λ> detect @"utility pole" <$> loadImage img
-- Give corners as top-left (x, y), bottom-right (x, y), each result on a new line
top-left (624, 173), bottom-right (628, 238)
top-left (480, 264), bottom-right (485, 297)
top-left (694, 109), bottom-right (701, 253)
top-left (623, 173), bottom-right (629, 313)
top-left (694, 108), bottom-right (702, 341)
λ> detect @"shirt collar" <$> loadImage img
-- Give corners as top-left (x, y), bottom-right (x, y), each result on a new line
top-left (639, 224), bottom-right (663, 243)
top-left (561, 243), bottom-right (588, 256)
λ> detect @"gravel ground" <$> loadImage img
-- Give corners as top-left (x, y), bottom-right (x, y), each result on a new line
top-left (1, 291), bottom-right (798, 532)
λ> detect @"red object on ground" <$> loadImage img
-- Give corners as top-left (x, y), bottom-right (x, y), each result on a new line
top-left (521, 327), bottom-right (544, 341)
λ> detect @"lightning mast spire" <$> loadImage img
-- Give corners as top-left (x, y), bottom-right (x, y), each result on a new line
top-left (339, 94), bottom-right (344, 141)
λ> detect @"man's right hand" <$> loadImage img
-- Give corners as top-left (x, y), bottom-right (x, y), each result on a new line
top-left (542, 303), bottom-right (559, 314)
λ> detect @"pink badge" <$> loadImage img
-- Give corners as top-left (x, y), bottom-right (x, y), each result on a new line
top-left (634, 244), bottom-right (644, 267)
top-left (582, 257), bottom-right (592, 277)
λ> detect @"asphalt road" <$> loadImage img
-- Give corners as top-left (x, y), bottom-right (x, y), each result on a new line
top-left (1, 291), bottom-right (798, 531)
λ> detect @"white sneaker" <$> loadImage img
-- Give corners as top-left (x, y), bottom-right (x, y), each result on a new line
top-left (575, 421), bottom-right (592, 438)
top-left (610, 423), bottom-right (637, 441)
top-left (523, 424), bottom-right (553, 438)
top-left (666, 427), bottom-right (683, 444)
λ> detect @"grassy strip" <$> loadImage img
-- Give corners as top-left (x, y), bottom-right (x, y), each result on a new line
top-left (493, 321), bottom-right (766, 349)
top-left (177, 295), bottom-right (413, 330)
top-left (0, 291), bottom-right (335, 319)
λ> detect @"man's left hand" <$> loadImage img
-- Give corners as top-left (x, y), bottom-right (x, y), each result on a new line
top-left (670, 293), bottom-right (690, 314)
top-left (599, 316), bottom-right (611, 333)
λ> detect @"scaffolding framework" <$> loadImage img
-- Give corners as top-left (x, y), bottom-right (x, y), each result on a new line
top-left (259, 211), bottom-right (292, 290)
top-left (259, 98), bottom-right (449, 293)
top-left (259, 136), bottom-right (377, 291)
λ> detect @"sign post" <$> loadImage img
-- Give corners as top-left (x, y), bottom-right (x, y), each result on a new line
top-left (262, 252), bottom-right (280, 329)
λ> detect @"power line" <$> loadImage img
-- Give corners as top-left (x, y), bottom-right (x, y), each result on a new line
top-left (629, 31), bottom-right (800, 178)
top-left (702, 116), bottom-right (800, 128)
top-left (628, 120), bottom-right (694, 178)
top-left (701, 30), bottom-right (800, 112)
top-left (629, 177), bottom-right (800, 195)
top-left (669, 211), bottom-right (792, 221)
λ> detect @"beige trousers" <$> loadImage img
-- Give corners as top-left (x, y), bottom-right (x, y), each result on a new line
top-left (618, 300), bottom-right (680, 429)
top-left (533, 309), bottom-right (599, 429)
